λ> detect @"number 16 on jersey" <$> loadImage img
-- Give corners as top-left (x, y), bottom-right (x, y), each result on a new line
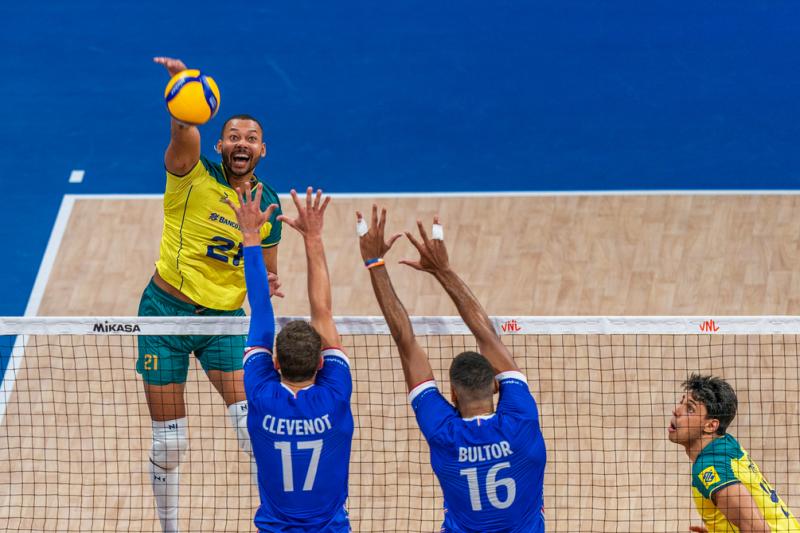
top-left (460, 462), bottom-right (517, 511)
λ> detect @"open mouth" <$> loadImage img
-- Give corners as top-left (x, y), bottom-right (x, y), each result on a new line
top-left (668, 420), bottom-right (677, 432)
top-left (232, 152), bottom-right (251, 165)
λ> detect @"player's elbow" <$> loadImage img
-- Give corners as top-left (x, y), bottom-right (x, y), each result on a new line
top-left (396, 336), bottom-right (421, 360)
top-left (164, 153), bottom-right (197, 176)
top-left (310, 304), bottom-right (334, 323)
top-left (748, 520), bottom-right (772, 533)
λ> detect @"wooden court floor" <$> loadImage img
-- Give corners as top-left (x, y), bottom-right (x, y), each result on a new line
top-left (1, 194), bottom-right (800, 531)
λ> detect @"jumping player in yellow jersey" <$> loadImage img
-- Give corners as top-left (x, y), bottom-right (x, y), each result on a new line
top-left (138, 56), bottom-right (283, 533)
top-left (669, 374), bottom-right (799, 532)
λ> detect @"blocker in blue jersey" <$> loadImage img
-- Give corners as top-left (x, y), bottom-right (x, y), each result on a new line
top-left (228, 184), bottom-right (352, 532)
top-left (357, 206), bottom-right (546, 533)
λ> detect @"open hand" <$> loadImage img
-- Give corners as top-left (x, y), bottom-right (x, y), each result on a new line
top-left (356, 205), bottom-right (402, 262)
top-left (268, 272), bottom-right (284, 299)
top-left (277, 187), bottom-right (330, 239)
top-left (400, 216), bottom-right (450, 275)
top-left (224, 182), bottom-right (278, 244)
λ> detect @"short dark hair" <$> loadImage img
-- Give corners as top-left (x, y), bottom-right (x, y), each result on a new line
top-left (682, 373), bottom-right (738, 435)
top-left (449, 351), bottom-right (495, 402)
top-left (219, 114), bottom-right (264, 139)
top-left (275, 320), bottom-right (322, 382)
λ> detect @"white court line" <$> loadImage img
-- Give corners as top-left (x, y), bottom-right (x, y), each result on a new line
top-left (64, 189), bottom-right (800, 201)
top-left (0, 195), bottom-right (76, 424)
top-left (68, 170), bottom-right (85, 183)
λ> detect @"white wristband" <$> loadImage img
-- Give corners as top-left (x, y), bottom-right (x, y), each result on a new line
top-left (431, 224), bottom-right (444, 241)
top-left (356, 218), bottom-right (368, 237)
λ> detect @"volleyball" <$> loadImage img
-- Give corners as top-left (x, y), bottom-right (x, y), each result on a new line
top-left (163, 69), bottom-right (220, 125)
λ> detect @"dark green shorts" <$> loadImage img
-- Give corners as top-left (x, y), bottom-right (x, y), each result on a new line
top-left (136, 279), bottom-right (246, 386)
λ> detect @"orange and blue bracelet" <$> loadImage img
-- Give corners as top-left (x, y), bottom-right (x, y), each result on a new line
top-left (364, 257), bottom-right (385, 269)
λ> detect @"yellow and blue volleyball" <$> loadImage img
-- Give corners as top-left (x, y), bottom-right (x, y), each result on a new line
top-left (163, 69), bottom-right (220, 125)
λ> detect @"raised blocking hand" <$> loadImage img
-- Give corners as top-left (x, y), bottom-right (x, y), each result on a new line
top-left (356, 205), bottom-right (402, 263)
top-left (224, 182), bottom-right (283, 298)
top-left (277, 187), bottom-right (330, 239)
top-left (400, 216), bottom-right (451, 275)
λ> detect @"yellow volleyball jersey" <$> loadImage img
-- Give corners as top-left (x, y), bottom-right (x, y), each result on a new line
top-left (691, 434), bottom-right (800, 532)
top-left (155, 156), bottom-right (282, 310)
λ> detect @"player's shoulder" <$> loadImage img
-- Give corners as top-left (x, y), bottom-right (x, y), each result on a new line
top-left (195, 155), bottom-right (227, 183)
top-left (496, 370), bottom-right (537, 414)
top-left (253, 176), bottom-right (281, 208)
top-left (692, 435), bottom-right (741, 497)
top-left (496, 370), bottom-right (529, 387)
top-left (705, 434), bottom-right (744, 463)
top-left (692, 436), bottom-right (734, 474)
top-left (243, 346), bottom-right (273, 367)
top-left (167, 155), bottom-right (226, 186)
top-left (409, 380), bottom-right (445, 406)
top-left (322, 347), bottom-right (350, 367)
top-left (256, 177), bottom-right (281, 207)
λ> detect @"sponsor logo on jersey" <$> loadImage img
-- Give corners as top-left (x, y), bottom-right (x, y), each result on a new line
top-left (209, 212), bottom-right (241, 230)
top-left (93, 321), bottom-right (141, 333)
top-left (699, 465), bottom-right (720, 489)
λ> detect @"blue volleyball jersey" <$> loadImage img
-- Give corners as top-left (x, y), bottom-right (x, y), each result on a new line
top-left (410, 371), bottom-right (546, 533)
top-left (243, 346), bottom-right (354, 532)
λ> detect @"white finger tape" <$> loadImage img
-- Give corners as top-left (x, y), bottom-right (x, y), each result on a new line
top-left (357, 218), bottom-right (369, 237)
top-left (431, 224), bottom-right (444, 241)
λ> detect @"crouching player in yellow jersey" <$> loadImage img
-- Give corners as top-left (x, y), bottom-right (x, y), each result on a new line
top-left (138, 56), bottom-right (283, 532)
top-left (669, 374), bottom-right (799, 532)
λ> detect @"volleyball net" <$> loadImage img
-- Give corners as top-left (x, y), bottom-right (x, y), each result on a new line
top-left (0, 316), bottom-right (799, 532)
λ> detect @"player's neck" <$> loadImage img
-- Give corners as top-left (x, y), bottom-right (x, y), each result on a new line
top-left (281, 377), bottom-right (316, 393)
top-left (227, 172), bottom-right (255, 191)
top-left (685, 433), bottom-right (719, 462)
top-left (458, 401), bottom-right (495, 419)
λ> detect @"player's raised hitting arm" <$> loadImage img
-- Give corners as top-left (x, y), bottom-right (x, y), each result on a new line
top-left (402, 217), bottom-right (518, 374)
top-left (154, 56), bottom-right (200, 176)
top-left (224, 182), bottom-right (279, 351)
top-left (358, 206), bottom-right (434, 390)
top-left (278, 188), bottom-right (340, 348)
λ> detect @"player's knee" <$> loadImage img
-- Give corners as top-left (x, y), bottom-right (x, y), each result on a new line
top-left (227, 400), bottom-right (252, 456)
top-left (150, 418), bottom-right (189, 471)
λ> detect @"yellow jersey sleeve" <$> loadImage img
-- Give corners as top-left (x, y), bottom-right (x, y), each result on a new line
top-left (155, 156), bottom-right (282, 310)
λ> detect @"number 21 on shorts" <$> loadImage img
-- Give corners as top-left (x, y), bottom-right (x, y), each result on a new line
top-left (144, 353), bottom-right (159, 371)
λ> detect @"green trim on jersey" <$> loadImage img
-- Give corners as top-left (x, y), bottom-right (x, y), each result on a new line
top-left (199, 155), bottom-right (228, 186)
top-left (692, 434), bottom-right (742, 499)
top-left (198, 155), bottom-right (282, 246)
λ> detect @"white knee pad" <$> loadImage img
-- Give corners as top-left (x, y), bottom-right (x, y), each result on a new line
top-left (150, 418), bottom-right (189, 471)
top-left (227, 401), bottom-right (252, 456)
